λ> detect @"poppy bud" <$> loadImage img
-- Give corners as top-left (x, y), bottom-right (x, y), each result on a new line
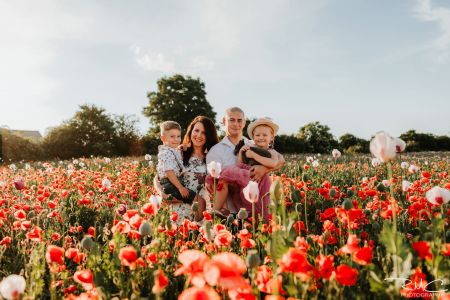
top-left (204, 220), bottom-right (212, 232)
top-left (376, 183), bottom-right (386, 192)
top-left (346, 189), bottom-right (354, 197)
top-left (81, 236), bottom-right (95, 251)
top-left (237, 208), bottom-right (248, 220)
top-left (306, 236), bottom-right (314, 245)
top-left (14, 178), bottom-right (25, 190)
top-left (191, 202), bottom-right (199, 213)
top-left (329, 188), bottom-right (336, 198)
top-left (246, 250), bottom-right (261, 269)
top-left (295, 203), bottom-right (302, 213)
top-left (372, 222), bottom-right (380, 231)
top-left (116, 204), bottom-right (127, 216)
top-left (302, 173), bottom-right (309, 182)
top-left (226, 214), bottom-right (235, 223)
top-left (423, 232), bottom-right (432, 241)
top-left (139, 222), bottom-right (152, 236)
top-left (342, 199), bottom-right (353, 210)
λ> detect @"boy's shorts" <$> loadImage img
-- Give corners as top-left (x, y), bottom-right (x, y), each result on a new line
top-left (160, 177), bottom-right (196, 204)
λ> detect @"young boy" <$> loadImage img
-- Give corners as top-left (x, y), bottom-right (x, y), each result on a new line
top-left (157, 121), bottom-right (196, 203)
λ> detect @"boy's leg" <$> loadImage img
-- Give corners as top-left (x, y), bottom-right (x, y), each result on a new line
top-left (193, 195), bottom-right (206, 221)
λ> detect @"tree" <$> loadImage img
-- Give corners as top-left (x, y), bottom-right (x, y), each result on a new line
top-left (0, 129), bottom-right (44, 162)
top-left (400, 130), bottom-right (436, 152)
top-left (274, 134), bottom-right (308, 153)
top-left (143, 74), bottom-right (216, 136)
top-left (112, 114), bottom-right (141, 156)
top-left (339, 133), bottom-right (369, 153)
top-left (297, 122), bottom-right (338, 153)
top-left (43, 105), bottom-right (141, 159)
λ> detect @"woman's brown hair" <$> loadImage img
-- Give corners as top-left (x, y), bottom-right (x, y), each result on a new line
top-left (182, 116), bottom-right (219, 165)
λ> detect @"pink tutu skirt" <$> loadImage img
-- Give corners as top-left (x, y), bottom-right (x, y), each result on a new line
top-left (207, 163), bottom-right (271, 222)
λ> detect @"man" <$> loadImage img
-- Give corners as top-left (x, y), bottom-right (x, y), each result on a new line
top-left (206, 107), bottom-right (285, 214)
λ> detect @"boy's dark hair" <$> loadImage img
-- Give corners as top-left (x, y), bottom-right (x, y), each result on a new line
top-left (234, 139), bottom-right (272, 166)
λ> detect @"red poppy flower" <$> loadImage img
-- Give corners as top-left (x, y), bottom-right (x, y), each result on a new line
top-left (335, 264), bottom-right (358, 286)
top-left (315, 254), bottom-right (334, 280)
top-left (74, 269), bottom-right (94, 291)
top-left (46, 245), bottom-right (65, 265)
top-left (441, 243), bottom-right (450, 256)
top-left (118, 246), bottom-right (138, 267)
top-left (14, 209), bottom-right (26, 220)
top-left (178, 286), bottom-right (220, 300)
top-left (278, 247), bottom-right (312, 281)
top-left (214, 229), bottom-right (233, 247)
top-left (0, 236), bottom-right (11, 247)
top-left (175, 249), bottom-right (209, 284)
top-left (400, 268), bottom-right (433, 299)
top-left (26, 226), bottom-right (43, 242)
top-left (152, 269), bottom-right (169, 294)
top-left (413, 241), bottom-right (432, 261)
top-left (204, 252), bottom-right (249, 290)
top-left (353, 246), bottom-right (373, 265)
top-left (340, 234), bottom-right (360, 254)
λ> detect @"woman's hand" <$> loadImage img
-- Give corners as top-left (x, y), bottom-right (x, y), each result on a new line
top-left (177, 143), bottom-right (190, 151)
top-left (178, 186), bottom-right (190, 198)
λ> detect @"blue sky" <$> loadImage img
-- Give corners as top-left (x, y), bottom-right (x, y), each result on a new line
top-left (1, 0), bottom-right (449, 140)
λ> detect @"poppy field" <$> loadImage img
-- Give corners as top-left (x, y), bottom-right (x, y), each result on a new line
top-left (0, 147), bottom-right (449, 299)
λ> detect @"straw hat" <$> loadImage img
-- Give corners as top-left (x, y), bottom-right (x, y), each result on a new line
top-left (247, 118), bottom-right (279, 139)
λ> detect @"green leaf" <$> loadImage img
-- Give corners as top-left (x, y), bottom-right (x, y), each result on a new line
top-left (268, 230), bottom-right (288, 261)
top-left (380, 221), bottom-right (408, 260)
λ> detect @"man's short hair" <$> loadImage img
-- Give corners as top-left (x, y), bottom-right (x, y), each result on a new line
top-left (160, 121), bottom-right (181, 135)
top-left (225, 107), bottom-right (245, 118)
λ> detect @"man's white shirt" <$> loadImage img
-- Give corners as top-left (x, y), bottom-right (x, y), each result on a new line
top-left (206, 136), bottom-right (250, 168)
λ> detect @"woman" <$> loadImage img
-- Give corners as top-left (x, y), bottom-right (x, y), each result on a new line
top-left (155, 116), bottom-right (219, 222)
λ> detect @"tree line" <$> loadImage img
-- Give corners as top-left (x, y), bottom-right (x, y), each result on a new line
top-left (1, 74), bottom-right (449, 163)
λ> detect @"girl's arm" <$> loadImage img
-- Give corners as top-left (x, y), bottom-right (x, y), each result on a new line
top-left (238, 145), bottom-right (250, 164)
top-left (246, 149), bottom-right (279, 168)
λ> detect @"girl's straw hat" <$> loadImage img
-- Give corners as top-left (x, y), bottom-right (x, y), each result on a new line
top-left (247, 118), bottom-right (279, 139)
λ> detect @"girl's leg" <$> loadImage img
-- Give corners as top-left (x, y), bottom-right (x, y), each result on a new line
top-left (213, 180), bottom-right (229, 210)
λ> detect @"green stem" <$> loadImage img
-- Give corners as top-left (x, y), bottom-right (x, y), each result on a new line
top-left (387, 162), bottom-right (398, 276)
top-left (304, 188), bottom-right (309, 233)
top-left (213, 177), bottom-right (216, 222)
top-left (252, 202), bottom-right (255, 237)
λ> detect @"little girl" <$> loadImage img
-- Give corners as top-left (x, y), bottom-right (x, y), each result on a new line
top-left (215, 118), bottom-right (279, 222)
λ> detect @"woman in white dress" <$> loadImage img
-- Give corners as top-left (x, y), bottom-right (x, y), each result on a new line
top-left (155, 116), bottom-right (219, 222)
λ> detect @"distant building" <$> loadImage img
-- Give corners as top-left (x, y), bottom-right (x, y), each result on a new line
top-left (8, 129), bottom-right (43, 143)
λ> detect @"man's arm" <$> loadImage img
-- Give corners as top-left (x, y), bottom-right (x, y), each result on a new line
top-left (246, 149), bottom-right (279, 168)
top-left (250, 152), bottom-right (285, 182)
top-left (206, 144), bottom-right (223, 165)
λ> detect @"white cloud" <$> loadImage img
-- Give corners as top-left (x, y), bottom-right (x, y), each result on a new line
top-left (135, 52), bottom-right (176, 73)
top-left (131, 46), bottom-right (215, 73)
top-left (189, 56), bottom-right (215, 71)
top-left (414, 0), bottom-right (450, 63)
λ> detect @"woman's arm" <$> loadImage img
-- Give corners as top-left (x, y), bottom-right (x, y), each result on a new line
top-left (245, 149), bottom-right (279, 168)
top-left (153, 175), bottom-right (183, 204)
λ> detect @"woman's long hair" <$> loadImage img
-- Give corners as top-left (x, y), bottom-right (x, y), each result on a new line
top-left (182, 116), bottom-right (219, 165)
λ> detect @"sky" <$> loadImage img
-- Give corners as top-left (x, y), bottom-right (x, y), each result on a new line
top-left (1, 0), bottom-right (449, 140)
